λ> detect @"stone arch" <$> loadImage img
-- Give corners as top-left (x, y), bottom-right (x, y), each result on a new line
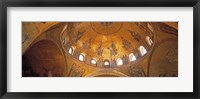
top-left (22, 39), bottom-right (66, 77)
top-left (148, 39), bottom-right (178, 77)
top-left (86, 70), bottom-right (128, 77)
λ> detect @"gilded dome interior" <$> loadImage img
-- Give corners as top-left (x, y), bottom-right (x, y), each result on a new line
top-left (62, 22), bottom-right (154, 68)
top-left (22, 22), bottom-right (178, 77)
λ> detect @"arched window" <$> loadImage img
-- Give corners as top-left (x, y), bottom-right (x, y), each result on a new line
top-left (68, 47), bottom-right (73, 54)
top-left (146, 36), bottom-right (153, 46)
top-left (147, 23), bottom-right (154, 32)
top-left (62, 38), bottom-right (66, 45)
top-left (129, 53), bottom-right (136, 62)
top-left (116, 58), bottom-right (123, 66)
top-left (140, 46), bottom-right (147, 56)
top-left (91, 59), bottom-right (97, 65)
top-left (62, 39), bottom-right (65, 44)
top-left (79, 54), bottom-right (85, 61)
top-left (104, 60), bottom-right (110, 67)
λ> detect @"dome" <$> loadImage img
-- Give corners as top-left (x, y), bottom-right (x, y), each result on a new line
top-left (61, 22), bottom-right (154, 68)
top-left (22, 22), bottom-right (178, 77)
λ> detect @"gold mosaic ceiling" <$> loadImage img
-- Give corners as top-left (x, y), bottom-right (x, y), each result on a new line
top-left (62, 22), bottom-right (154, 62)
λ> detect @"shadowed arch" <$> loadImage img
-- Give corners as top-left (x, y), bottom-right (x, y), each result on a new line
top-left (22, 39), bottom-right (66, 77)
top-left (148, 40), bottom-right (178, 77)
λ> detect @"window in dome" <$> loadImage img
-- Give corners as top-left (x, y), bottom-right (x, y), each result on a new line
top-left (147, 23), bottom-right (154, 32)
top-left (79, 54), bottom-right (85, 61)
top-left (68, 47), bottom-right (73, 54)
top-left (91, 59), bottom-right (97, 65)
top-left (146, 36), bottom-right (153, 46)
top-left (116, 58), bottom-right (123, 66)
top-left (129, 53), bottom-right (136, 62)
top-left (62, 38), bottom-right (66, 45)
top-left (62, 39), bottom-right (65, 44)
top-left (104, 60), bottom-right (110, 66)
top-left (140, 46), bottom-right (147, 56)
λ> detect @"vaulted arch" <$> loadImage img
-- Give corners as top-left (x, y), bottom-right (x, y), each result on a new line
top-left (22, 39), bottom-right (66, 77)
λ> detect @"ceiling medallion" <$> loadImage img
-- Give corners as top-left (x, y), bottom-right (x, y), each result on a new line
top-left (91, 22), bottom-right (123, 35)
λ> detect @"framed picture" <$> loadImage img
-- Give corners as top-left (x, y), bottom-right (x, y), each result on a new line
top-left (0, 0), bottom-right (199, 99)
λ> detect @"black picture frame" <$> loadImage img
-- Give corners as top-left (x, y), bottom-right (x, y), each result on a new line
top-left (0, 0), bottom-right (199, 99)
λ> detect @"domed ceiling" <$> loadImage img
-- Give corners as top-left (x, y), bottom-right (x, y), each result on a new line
top-left (22, 22), bottom-right (178, 77)
top-left (62, 22), bottom-right (154, 68)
